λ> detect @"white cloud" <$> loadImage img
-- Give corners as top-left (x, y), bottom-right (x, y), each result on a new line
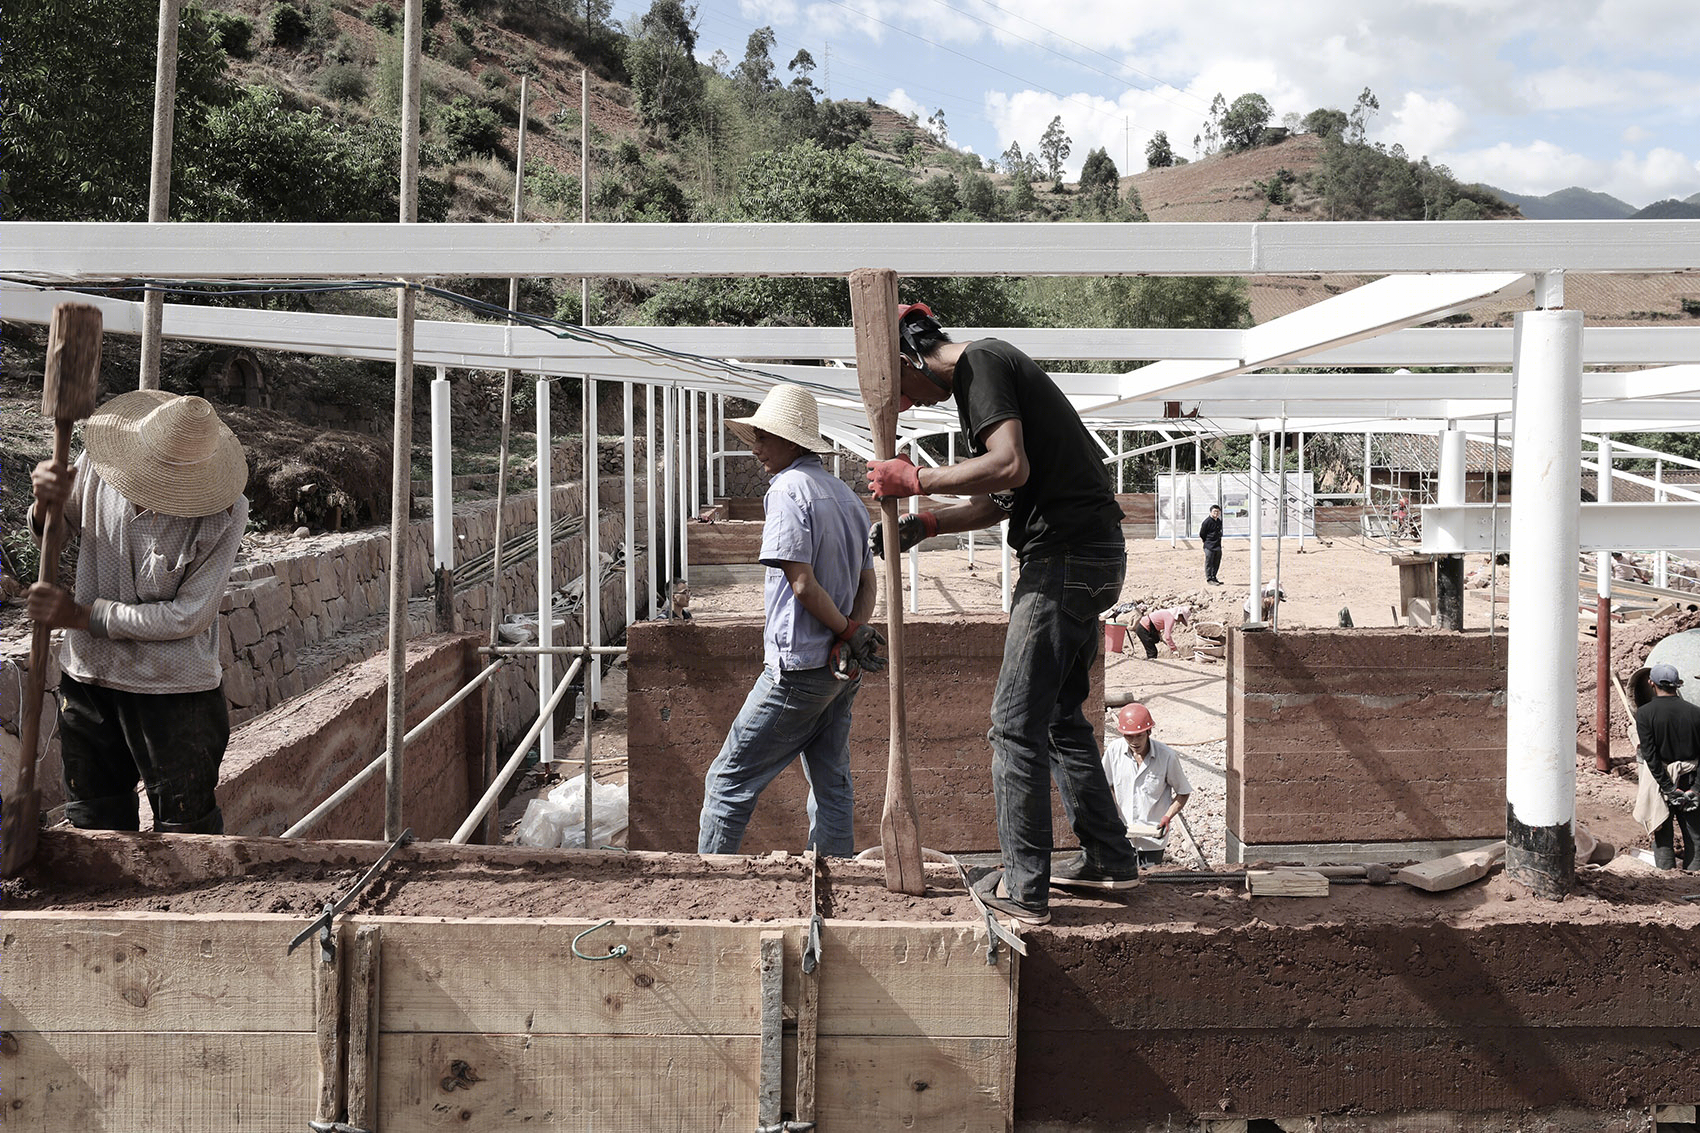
top-left (1622, 125), bottom-right (1651, 144)
top-left (882, 88), bottom-right (927, 123)
top-left (1439, 139), bottom-right (1700, 207)
top-left (1378, 92), bottom-right (1466, 161)
top-left (1606, 147), bottom-right (1700, 203)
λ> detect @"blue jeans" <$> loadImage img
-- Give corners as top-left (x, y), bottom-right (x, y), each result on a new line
top-left (698, 665), bottom-right (859, 856)
top-left (992, 539), bottom-right (1139, 909)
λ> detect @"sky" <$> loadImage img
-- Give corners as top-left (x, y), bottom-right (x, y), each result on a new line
top-left (609, 0), bottom-right (1700, 208)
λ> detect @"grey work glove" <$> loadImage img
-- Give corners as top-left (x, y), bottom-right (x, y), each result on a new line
top-left (869, 512), bottom-right (940, 558)
top-left (843, 622), bottom-right (887, 674)
top-left (1668, 789), bottom-right (1700, 813)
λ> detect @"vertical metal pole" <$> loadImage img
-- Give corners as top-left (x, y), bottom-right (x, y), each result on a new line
top-left (624, 380), bottom-right (635, 632)
top-left (1248, 430), bottom-right (1263, 624)
top-left (1000, 518), bottom-right (1011, 613)
top-left (1169, 443), bottom-right (1178, 548)
top-left (647, 384), bottom-right (658, 614)
top-left (1489, 415), bottom-right (1500, 640)
top-left (536, 379), bottom-right (555, 764)
top-left (1273, 420), bottom-right (1286, 631)
top-left (431, 368), bottom-right (455, 632)
top-left (1655, 460), bottom-right (1668, 588)
top-left (662, 386), bottom-right (675, 602)
top-left (678, 386), bottom-right (690, 583)
top-left (1437, 423), bottom-right (1466, 630)
top-left (907, 490), bottom-right (919, 614)
top-left (1296, 430), bottom-right (1307, 549)
top-left (383, 0), bottom-right (423, 841)
top-left (1506, 304), bottom-right (1583, 899)
top-left (1594, 436), bottom-right (1613, 773)
top-left (587, 376), bottom-right (601, 708)
top-left (138, 0), bottom-right (181, 391)
top-left (1363, 429), bottom-right (1373, 508)
top-left (1116, 429), bottom-right (1125, 493)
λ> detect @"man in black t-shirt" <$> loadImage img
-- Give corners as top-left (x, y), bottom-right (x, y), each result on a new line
top-left (864, 303), bottom-right (1140, 925)
top-left (1199, 504), bottom-right (1224, 585)
top-left (1633, 663), bottom-right (1700, 870)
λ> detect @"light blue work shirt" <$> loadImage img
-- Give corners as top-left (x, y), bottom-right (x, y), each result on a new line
top-left (759, 453), bottom-right (874, 671)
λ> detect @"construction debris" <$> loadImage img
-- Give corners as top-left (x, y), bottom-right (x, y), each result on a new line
top-left (1245, 869), bottom-right (1329, 897)
top-left (1396, 841), bottom-right (1506, 892)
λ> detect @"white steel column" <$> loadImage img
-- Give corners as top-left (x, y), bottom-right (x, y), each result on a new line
top-left (646, 384), bottom-right (658, 615)
top-left (662, 385), bottom-right (675, 606)
top-left (624, 381), bottom-right (635, 630)
top-left (1000, 519), bottom-right (1011, 613)
top-left (1296, 431), bottom-right (1306, 549)
top-left (1655, 460), bottom-right (1668, 588)
top-left (536, 378), bottom-right (555, 763)
top-left (1116, 430), bottom-right (1125, 493)
top-left (1506, 305), bottom-right (1584, 898)
top-left (1363, 430), bottom-right (1373, 506)
top-left (677, 386), bottom-right (690, 583)
top-left (1439, 425), bottom-right (1466, 506)
top-left (908, 491), bottom-right (920, 614)
top-left (1169, 444), bottom-right (1178, 548)
top-left (586, 376), bottom-right (601, 707)
top-left (430, 369), bottom-right (453, 573)
top-left (1595, 437), bottom-right (1614, 592)
top-left (716, 393), bottom-right (726, 498)
top-left (1247, 430), bottom-right (1263, 623)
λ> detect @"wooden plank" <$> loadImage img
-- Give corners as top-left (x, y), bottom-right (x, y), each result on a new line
top-left (1246, 869), bottom-right (1329, 897)
top-left (1397, 840), bottom-right (1507, 892)
top-left (346, 924), bottom-right (380, 1133)
top-left (758, 930), bottom-right (784, 1128)
top-left (3, 1031), bottom-right (316, 1131)
top-left (370, 918), bottom-right (774, 1035)
top-left (377, 1033), bottom-right (759, 1131)
top-left (795, 957), bottom-right (820, 1125)
top-left (0, 912), bottom-right (313, 1032)
top-left (815, 924), bottom-right (1011, 1037)
top-left (313, 940), bottom-right (343, 1123)
top-left (815, 1036), bottom-right (1010, 1132)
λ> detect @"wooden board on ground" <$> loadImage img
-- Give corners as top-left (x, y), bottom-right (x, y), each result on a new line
top-left (1397, 840), bottom-right (1506, 892)
top-left (1245, 869), bottom-right (1329, 897)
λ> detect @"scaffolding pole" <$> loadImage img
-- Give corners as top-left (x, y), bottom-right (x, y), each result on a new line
top-left (453, 657), bottom-right (583, 844)
top-left (537, 378), bottom-right (555, 763)
top-left (647, 383), bottom-right (658, 614)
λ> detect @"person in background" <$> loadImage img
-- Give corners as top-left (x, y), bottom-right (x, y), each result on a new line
top-left (698, 384), bottom-right (883, 858)
top-left (1132, 604), bottom-right (1191, 659)
top-left (1199, 503), bottom-right (1224, 585)
top-left (1100, 702), bottom-right (1192, 868)
top-left (1632, 663), bottom-right (1700, 871)
top-left (26, 392), bottom-right (249, 834)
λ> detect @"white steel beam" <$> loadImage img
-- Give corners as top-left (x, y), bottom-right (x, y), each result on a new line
top-left (1423, 502), bottom-right (1700, 553)
top-left (5, 220), bottom-right (1697, 280)
top-left (1115, 273), bottom-right (1531, 402)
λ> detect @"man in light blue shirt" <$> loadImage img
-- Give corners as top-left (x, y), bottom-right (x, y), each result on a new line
top-left (698, 385), bottom-right (883, 856)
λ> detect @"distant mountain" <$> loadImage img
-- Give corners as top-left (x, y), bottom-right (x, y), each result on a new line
top-left (1480, 184), bottom-right (1636, 219)
top-left (1632, 198), bottom-right (1700, 219)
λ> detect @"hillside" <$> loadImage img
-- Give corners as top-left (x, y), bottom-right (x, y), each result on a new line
top-left (1126, 135), bottom-right (1327, 222)
top-left (1631, 198), bottom-right (1700, 219)
top-left (1483, 184), bottom-right (1636, 219)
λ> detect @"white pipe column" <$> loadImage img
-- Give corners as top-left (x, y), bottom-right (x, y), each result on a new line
top-left (624, 381), bottom-right (635, 630)
top-left (1363, 430), bottom-right (1373, 506)
top-left (646, 384), bottom-right (658, 615)
top-left (1296, 431), bottom-right (1306, 549)
top-left (908, 491), bottom-right (920, 614)
top-left (1655, 460), bottom-right (1668, 588)
top-left (586, 376), bottom-right (601, 707)
top-left (677, 386), bottom-right (690, 583)
top-left (1436, 422), bottom-right (1467, 630)
top-left (1116, 430), bottom-right (1125, 493)
top-left (1168, 444), bottom-right (1178, 548)
top-left (1505, 304), bottom-right (1584, 898)
top-left (1595, 437), bottom-right (1614, 592)
top-left (431, 368), bottom-right (453, 574)
top-left (662, 386), bottom-right (675, 607)
top-left (1247, 430), bottom-right (1263, 624)
top-left (536, 378), bottom-right (555, 763)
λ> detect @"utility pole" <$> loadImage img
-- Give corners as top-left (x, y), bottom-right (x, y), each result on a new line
top-left (139, 0), bottom-right (181, 390)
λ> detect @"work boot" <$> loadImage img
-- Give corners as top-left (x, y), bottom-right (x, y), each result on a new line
top-left (972, 870), bottom-right (1050, 926)
top-left (1050, 852), bottom-right (1140, 891)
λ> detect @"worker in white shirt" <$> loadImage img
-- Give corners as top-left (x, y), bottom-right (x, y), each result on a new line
top-left (1100, 702), bottom-right (1192, 867)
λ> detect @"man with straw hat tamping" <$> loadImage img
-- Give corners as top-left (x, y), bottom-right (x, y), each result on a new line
top-left (697, 384), bottom-right (885, 856)
top-left (26, 392), bottom-right (249, 834)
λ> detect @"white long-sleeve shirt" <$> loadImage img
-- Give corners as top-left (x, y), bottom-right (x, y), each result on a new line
top-left (49, 457), bottom-right (247, 694)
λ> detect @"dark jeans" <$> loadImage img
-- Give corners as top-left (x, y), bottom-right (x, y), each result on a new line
top-left (991, 539), bottom-right (1140, 909)
top-left (1653, 811), bottom-right (1700, 870)
top-left (58, 674), bottom-right (228, 833)
top-left (1131, 619), bottom-right (1161, 659)
top-left (1203, 544), bottom-right (1222, 582)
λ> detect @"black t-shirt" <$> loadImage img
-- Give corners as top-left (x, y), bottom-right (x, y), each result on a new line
top-left (952, 338), bottom-right (1124, 558)
top-left (1635, 693), bottom-right (1700, 792)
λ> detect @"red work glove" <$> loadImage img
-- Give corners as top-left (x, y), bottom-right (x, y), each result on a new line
top-left (866, 455), bottom-right (922, 500)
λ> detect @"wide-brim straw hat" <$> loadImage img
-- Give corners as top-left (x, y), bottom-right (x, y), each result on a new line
top-left (727, 383), bottom-right (832, 454)
top-left (82, 391), bottom-right (248, 518)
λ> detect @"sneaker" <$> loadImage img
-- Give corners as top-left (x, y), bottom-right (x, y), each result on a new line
top-left (1050, 852), bottom-right (1140, 891)
top-left (972, 869), bottom-right (1050, 926)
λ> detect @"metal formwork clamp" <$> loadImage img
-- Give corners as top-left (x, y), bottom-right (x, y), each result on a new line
top-left (308, 1122), bottom-right (373, 1133)
top-left (954, 857), bottom-right (1026, 965)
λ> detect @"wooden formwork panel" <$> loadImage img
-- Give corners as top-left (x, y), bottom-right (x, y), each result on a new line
top-left (2, 912), bottom-right (1015, 1132)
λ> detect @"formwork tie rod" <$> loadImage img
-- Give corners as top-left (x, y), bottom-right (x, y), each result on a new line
top-left (570, 919), bottom-right (628, 961)
top-left (287, 828), bottom-right (414, 955)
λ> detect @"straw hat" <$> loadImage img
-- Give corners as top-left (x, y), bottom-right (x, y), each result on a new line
top-left (727, 384), bottom-right (832, 453)
top-left (82, 391), bottom-right (248, 517)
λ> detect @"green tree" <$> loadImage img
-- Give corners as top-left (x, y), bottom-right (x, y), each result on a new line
top-left (918, 172), bottom-right (959, 219)
top-left (1076, 146), bottom-right (1122, 218)
top-left (734, 26), bottom-right (778, 98)
top-left (958, 170), bottom-right (1001, 219)
top-left (1346, 87), bottom-right (1379, 144)
top-left (1009, 165), bottom-right (1036, 212)
top-left (1199, 92), bottom-right (1226, 154)
top-left (624, 0), bottom-right (703, 138)
top-left (1302, 106), bottom-right (1348, 139)
top-left (1220, 92), bottom-right (1272, 151)
top-left (812, 100), bottom-right (871, 150)
top-left (1144, 130), bottom-right (1174, 168)
top-left (787, 49), bottom-right (817, 93)
top-left (3, 0), bottom-right (230, 220)
top-left (1038, 115), bottom-right (1071, 185)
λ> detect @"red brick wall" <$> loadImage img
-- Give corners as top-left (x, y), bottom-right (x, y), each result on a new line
top-left (628, 614), bottom-right (1097, 853)
top-left (1227, 627), bottom-right (1506, 846)
top-left (219, 633), bottom-right (482, 840)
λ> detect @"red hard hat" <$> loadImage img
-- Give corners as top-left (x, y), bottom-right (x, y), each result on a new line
top-left (1116, 702), bottom-right (1155, 736)
top-left (897, 302), bottom-right (934, 323)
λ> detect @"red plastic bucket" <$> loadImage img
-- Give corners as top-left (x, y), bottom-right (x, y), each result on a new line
top-left (1104, 623), bottom-right (1126, 654)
